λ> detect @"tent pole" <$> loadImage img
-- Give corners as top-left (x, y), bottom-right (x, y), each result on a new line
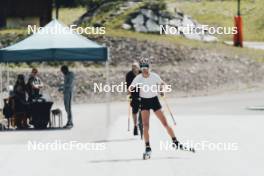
top-left (6, 62), bottom-right (9, 91)
top-left (0, 64), bottom-right (2, 108)
top-left (106, 48), bottom-right (111, 127)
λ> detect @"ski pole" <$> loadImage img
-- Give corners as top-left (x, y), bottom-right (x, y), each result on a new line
top-left (128, 99), bottom-right (131, 131)
top-left (161, 96), bottom-right (176, 125)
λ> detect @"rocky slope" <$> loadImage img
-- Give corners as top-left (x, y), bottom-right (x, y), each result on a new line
top-left (1, 34), bottom-right (264, 103)
top-left (122, 3), bottom-right (217, 42)
top-left (76, 0), bottom-right (217, 42)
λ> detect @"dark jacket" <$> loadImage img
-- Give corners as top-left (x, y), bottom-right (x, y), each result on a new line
top-left (126, 70), bottom-right (140, 99)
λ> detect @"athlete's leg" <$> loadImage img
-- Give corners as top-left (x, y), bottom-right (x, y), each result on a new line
top-left (132, 113), bottom-right (138, 135)
top-left (154, 109), bottom-right (175, 138)
top-left (141, 110), bottom-right (150, 143)
top-left (131, 99), bottom-right (139, 127)
top-left (155, 109), bottom-right (187, 150)
top-left (132, 113), bottom-right (137, 127)
top-left (131, 99), bottom-right (139, 135)
top-left (64, 92), bottom-right (73, 125)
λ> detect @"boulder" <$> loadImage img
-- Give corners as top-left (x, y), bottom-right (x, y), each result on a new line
top-left (131, 14), bottom-right (145, 25)
top-left (141, 9), bottom-right (158, 21)
top-left (201, 35), bottom-right (218, 42)
top-left (146, 19), bottom-right (160, 32)
top-left (183, 33), bottom-right (202, 41)
top-left (123, 5), bottom-right (218, 42)
top-left (176, 11), bottom-right (184, 18)
top-left (169, 19), bottom-right (181, 27)
top-left (160, 25), bottom-right (180, 36)
top-left (158, 11), bottom-right (172, 19)
top-left (182, 16), bottom-right (196, 28)
top-left (122, 23), bottom-right (132, 30)
top-left (158, 17), bottom-right (169, 25)
top-left (133, 24), bottom-right (148, 32)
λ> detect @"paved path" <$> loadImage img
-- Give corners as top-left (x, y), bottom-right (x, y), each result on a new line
top-left (225, 41), bottom-right (264, 50)
top-left (1, 91), bottom-right (264, 176)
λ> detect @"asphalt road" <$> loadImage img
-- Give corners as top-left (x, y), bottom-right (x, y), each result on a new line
top-left (225, 41), bottom-right (264, 50)
top-left (0, 90), bottom-right (264, 176)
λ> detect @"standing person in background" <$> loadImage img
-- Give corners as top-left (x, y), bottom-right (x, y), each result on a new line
top-left (59, 65), bottom-right (75, 129)
top-left (14, 74), bottom-right (29, 129)
top-left (27, 68), bottom-right (43, 102)
top-left (126, 61), bottom-right (141, 135)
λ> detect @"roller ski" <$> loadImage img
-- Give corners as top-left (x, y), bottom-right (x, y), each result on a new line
top-left (143, 146), bottom-right (152, 160)
top-left (173, 140), bottom-right (195, 153)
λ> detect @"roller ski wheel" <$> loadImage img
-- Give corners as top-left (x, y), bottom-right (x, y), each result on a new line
top-left (190, 148), bottom-right (195, 153)
top-left (175, 141), bottom-right (195, 153)
top-left (143, 147), bottom-right (152, 160)
top-left (143, 151), bottom-right (151, 160)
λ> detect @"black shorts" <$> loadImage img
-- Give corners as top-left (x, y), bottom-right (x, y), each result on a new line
top-left (131, 98), bottom-right (140, 114)
top-left (141, 96), bottom-right (162, 112)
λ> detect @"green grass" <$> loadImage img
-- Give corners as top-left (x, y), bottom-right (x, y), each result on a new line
top-left (107, 2), bottom-right (144, 29)
top-left (107, 28), bottom-right (264, 61)
top-left (167, 0), bottom-right (264, 41)
top-left (52, 7), bottom-right (86, 25)
top-left (83, 1), bottom-right (144, 29)
top-left (88, 0), bottom-right (264, 61)
top-left (0, 28), bottom-right (26, 35)
top-left (1, 3), bottom-right (264, 62)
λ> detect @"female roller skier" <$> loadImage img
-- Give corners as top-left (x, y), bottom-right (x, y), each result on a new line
top-left (129, 58), bottom-right (194, 159)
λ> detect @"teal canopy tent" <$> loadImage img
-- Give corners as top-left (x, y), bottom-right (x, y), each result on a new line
top-left (0, 19), bottom-right (111, 126)
top-left (0, 19), bottom-right (108, 62)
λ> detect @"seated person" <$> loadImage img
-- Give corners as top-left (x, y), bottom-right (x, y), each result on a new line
top-left (14, 74), bottom-right (29, 129)
top-left (27, 68), bottom-right (43, 101)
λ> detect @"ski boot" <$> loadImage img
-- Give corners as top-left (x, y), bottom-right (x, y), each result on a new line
top-left (143, 146), bottom-right (152, 160)
top-left (133, 126), bottom-right (138, 136)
